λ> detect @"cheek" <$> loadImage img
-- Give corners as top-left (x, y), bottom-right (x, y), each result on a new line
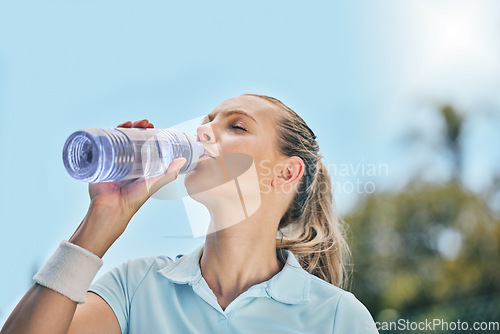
top-left (255, 159), bottom-right (275, 184)
top-left (216, 136), bottom-right (247, 155)
top-left (217, 135), bottom-right (276, 179)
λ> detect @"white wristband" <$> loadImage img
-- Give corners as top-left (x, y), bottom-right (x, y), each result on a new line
top-left (33, 240), bottom-right (103, 304)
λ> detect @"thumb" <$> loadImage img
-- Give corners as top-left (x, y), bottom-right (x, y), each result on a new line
top-left (144, 157), bottom-right (187, 196)
top-left (167, 157), bottom-right (188, 174)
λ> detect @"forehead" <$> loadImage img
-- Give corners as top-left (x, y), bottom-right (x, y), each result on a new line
top-left (210, 95), bottom-right (279, 122)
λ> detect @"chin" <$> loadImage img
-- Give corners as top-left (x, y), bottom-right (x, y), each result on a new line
top-left (184, 159), bottom-right (226, 199)
top-left (184, 175), bottom-right (230, 206)
top-left (184, 154), bottom-right (263, 215)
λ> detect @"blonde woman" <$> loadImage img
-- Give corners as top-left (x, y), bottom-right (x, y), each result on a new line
top-left (2, 95), bottom-right (379, 333)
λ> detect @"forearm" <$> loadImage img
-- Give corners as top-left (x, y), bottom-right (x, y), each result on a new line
top-left (1, 119), bottom-right (171, 334)
top-left (1, 284), bottom-right (77, 334)
top-left (1, 210), bottom-right (116, 334)
top-left (69, 201), bottom-right (128, 258)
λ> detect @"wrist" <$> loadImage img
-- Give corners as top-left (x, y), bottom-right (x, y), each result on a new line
top-left (69, 230), bottom-right (110, 259)
top-left (33, 240), bottom-right (103, 304)
top-left (89, 196), bottom-right (132, 223)
top-left (69, 204), bottom-right (129, 258)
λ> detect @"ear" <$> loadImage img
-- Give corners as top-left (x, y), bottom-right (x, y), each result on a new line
top-left (272, 156), bottom-right (305, 190)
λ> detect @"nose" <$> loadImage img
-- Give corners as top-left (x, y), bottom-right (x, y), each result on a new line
top-left (196, 123), bottom-right (216, 143)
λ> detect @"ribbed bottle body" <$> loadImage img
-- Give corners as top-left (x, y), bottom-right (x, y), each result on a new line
top-left (62, 127), bottom-right (204, 183)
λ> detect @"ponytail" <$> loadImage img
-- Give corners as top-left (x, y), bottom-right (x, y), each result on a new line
top-left (246, 94), bottom-right (352, 288)
top-left (276, 160), bottom-right (351, 288)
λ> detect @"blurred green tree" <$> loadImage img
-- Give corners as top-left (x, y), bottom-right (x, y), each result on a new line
top-left (345, 105), bottom-right (500, 319)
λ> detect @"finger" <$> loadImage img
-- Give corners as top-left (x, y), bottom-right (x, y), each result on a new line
top-left (132, 119), bottom-right (150, 128)
top-left (166, 157), bottom-right (187, 174)
top-left (147, 123), bottom-right (154, 128)
top-left (117, 121), bottom-right (133, 128)
top-left (121, 157), bottom-right (186, 191)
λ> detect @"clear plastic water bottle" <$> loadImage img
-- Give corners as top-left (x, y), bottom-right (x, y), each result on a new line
top-left (62, 127), bottom-right (205, 183)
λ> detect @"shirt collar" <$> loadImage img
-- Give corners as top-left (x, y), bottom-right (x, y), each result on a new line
top-left (157, 243), bottom-right (311, 304)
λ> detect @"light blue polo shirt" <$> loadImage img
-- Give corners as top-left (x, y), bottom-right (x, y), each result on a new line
top-left (89, 243), bottom-right (379, 334)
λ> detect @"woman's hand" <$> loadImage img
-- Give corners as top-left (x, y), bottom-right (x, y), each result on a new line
top-left (69, 119), bottom-right (186, 257)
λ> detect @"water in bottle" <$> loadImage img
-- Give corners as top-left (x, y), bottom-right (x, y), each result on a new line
top-left (62, 127), bottom-right (205, 183)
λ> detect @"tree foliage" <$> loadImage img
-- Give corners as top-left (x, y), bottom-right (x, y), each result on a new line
top-left (344, 105), bottom-right (500, 318)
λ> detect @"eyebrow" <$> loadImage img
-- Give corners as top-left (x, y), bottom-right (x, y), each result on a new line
top-left (201, 110), bottom-right (257, 125)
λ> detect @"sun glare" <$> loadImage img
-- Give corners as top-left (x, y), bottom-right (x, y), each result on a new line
top-left (414, 1), bottom-right (499, 73)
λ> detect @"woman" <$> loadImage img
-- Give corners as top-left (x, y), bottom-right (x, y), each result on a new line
top-left (1, 94), bottom-right (379, 333)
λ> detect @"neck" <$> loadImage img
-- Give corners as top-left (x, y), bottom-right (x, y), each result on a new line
top-left (199, 206), bottom-right (285, 310)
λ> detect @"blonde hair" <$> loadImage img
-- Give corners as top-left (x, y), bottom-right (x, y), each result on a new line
top-left (246, 94), bottom-right (352, 289)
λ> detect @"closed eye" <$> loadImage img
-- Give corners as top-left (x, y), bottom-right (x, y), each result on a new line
top-left (231, 124), bottom-right (247, 132)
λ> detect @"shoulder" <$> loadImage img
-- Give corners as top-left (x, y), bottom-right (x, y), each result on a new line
top-left (104, 255), bottom-right (174, 276)
top-left (88, 255), bottom-right (176, 332)
top-left (309, 275), bottom-right (346, 299)
top-left (91, 255), bottom-right (175, 294)
top-left (308, 276), bottom-right (379, 333)
top-left (125, 255), bottom-right (175, 274)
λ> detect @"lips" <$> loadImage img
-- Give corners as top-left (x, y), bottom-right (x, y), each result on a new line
top-left (201, 147), bottom-right (216, 159)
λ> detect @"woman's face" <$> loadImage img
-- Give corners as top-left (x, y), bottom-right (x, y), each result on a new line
top-left (184, 95), bottom-right (281, 204)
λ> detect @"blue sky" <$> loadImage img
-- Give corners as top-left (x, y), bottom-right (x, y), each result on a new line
top-left (1, 0), bottom-right (499, 324)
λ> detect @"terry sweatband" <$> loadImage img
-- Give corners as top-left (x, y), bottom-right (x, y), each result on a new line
top-left (33, 240), bottom-right (103, 304)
